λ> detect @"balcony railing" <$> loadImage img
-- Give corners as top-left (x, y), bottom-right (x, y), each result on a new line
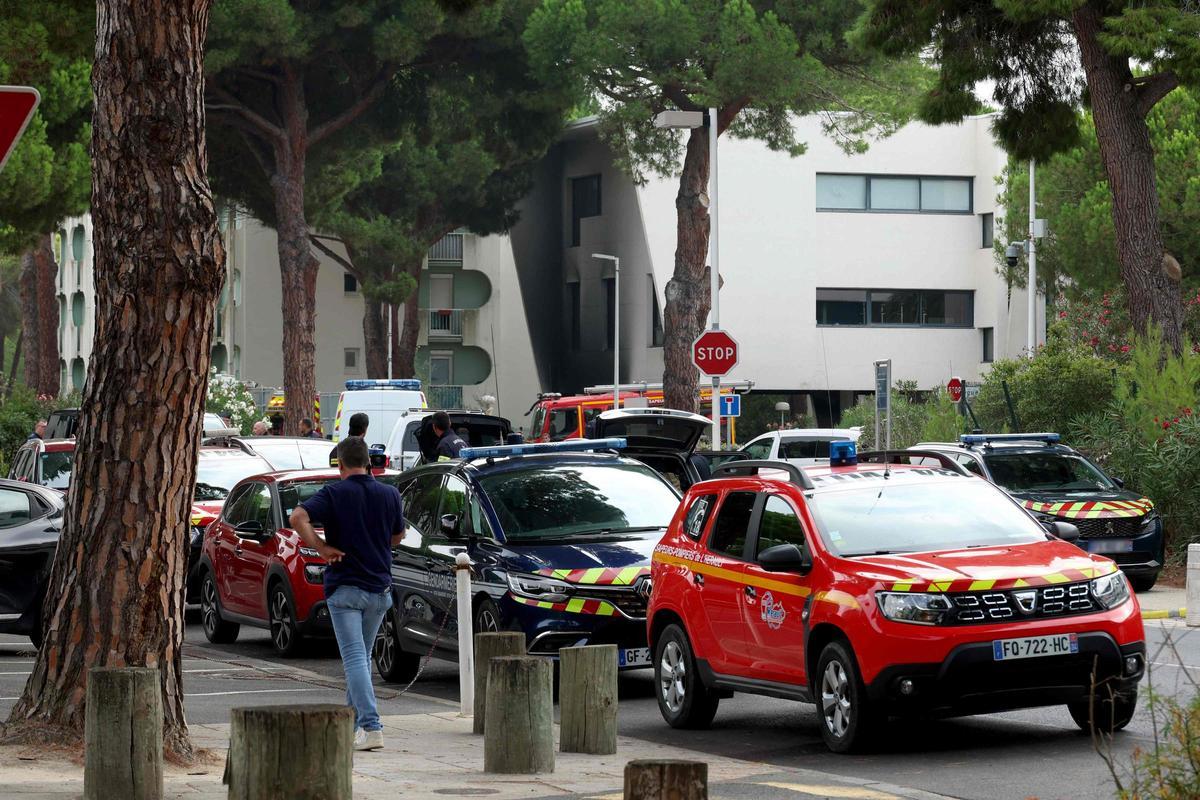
top-left (428, 232), bottom-right (464, 264)
top-left (426, 385), bottom-right (464, 409)
top-left (426, 309), bottom-right (464, 340)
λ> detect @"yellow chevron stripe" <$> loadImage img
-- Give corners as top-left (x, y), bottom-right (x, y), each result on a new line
top-left (968, 580), bottom-right (995, 591)
top-left (595, 602), bottom-right (616, 616)
top-left (929, 581), bottom-right (953, 592)
top-left (565, 598), bottom-right (586, 613)
top-left (551, 569), bottom-right (572, 580)
top-left (1013, 579), bottom-right (1030, 588)
top-left (614, 567), bottom-right (642, 586)
top-left (1044, 573), bottom-right (1069, 584)
top-left (580, 568), bottom-right (606, 584)
top-left (890, 581), bottom-right (919, 592)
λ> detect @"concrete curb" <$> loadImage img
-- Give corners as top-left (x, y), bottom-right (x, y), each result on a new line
top-left (1141, 607), bottom-right (1187, 620)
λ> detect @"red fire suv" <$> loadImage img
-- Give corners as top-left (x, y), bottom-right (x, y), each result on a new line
top-left (647, 446), bottom-right (1145, 753)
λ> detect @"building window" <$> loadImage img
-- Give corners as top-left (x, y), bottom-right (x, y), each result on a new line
top-left (816, 289), bottom-right (974, 328)
top-left (568, 282), bottom-right (581, 351)
top-left (232, 269), bottom-right (242, 305)
top-left (816, 174), bottom-right (973, 214)
top-left (344, 348), bottom-right (359, 372)
top-left (571, 174), bottom-right (601, 247)
top-left (981, 327), bottom-right (994, 363)
top-left (71, 357), bottom-right (85, 391)
top-left (430, 351), bottom-right (452, 385)
top-left (344, 272), bottom-right (358, 293)
top-left (604, 277), bottom-right (616, 350)
top-left (649, 276), bottom-right (664, 347)
top-left (981, 213), bottom-right (994, 248)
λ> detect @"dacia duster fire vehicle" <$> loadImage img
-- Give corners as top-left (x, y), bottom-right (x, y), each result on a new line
top-left (647, 444), bottom-right (1145, 753)
top-left (913, 433), bottom-right (1164, 591)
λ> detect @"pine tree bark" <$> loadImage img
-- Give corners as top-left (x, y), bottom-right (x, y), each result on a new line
top-left (363, 295), bottom-right (388, 378)
top-left (5, 0), bottom-right (224, 762)
top-left (34, 234), bottom-right (60, 397)
top-left (19, 246), bottom-right (42, 392)
top-left (663, 127), bottom-right (713, 413)
top-left (396, 260), bottom-right (423, 379)
top-left (1073, 4), bottom-right (1184, 353)
top-left (271, 73), bottom-right (319, 434)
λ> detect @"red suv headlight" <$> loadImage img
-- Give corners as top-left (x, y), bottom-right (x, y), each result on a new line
top-left (876, 592), bottom-right (953, 625)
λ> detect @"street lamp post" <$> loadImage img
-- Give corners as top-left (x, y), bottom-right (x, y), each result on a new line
top-left (592, 253), bottom-right (620, 411)
top-left (775, 401), bottom-right (790, 429)
top-left (654, 107), bottom-right (720, 445)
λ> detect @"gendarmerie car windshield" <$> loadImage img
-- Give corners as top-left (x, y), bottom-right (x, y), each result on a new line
top-left (479, 463), bottom-right (679, 541)
top-left (984, 452), bottom-right (1115, 492)
top-left (808, 480), bottom-right (1046, 557)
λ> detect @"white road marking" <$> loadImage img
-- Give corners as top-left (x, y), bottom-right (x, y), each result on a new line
top-left (184, 688), bottom-right (324, 697)
top-left (1149, 660), bottom-right (1200, 671)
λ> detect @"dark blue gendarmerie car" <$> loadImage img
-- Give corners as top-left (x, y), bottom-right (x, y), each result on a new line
top-left (371, 438), bottom-right (684, 682)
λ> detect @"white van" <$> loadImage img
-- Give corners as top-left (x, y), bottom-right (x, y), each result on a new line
top-left (739, 427), bottom-right (862, 466)
top-left (332, 379), bottom-right (427, 445)
top-left (384, 410), bottom-right (512, 470)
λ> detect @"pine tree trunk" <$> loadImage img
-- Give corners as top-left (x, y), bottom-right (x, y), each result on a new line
top-left (19, 246), bottom-right (42, 392)
top-left (363, 296), bottom-right (388, 378)
top-left (271, 75), bottom-right (318, 435)
top-left (34, 234), bottom-right (60, 396)
top-left (662, 127), bottom-right (713, 413)
top-left (396, 261), bottom-right (422, 379)
top-left (5, 0), bottom-right (224, 762)
top-left (1073, 4), bottom-right (1184, 353)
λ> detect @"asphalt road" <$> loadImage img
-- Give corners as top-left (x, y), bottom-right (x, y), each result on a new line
top-left (3, 620), bottom-right (1198, 800)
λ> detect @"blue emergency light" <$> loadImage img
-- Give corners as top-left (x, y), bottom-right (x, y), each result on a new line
top-left (344, 379), bottom-right (422, 391)
top-left (460, 437), bottom-right (627, 460)
top-left (829, 439), bottom-right (857, 466)
top-left (960, 433), bottom-right (1060, 445)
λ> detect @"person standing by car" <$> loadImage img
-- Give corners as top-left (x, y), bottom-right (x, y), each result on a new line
top-left (432, 411), bottom-right (466, 461)
top-left (289, 437), bottom-right (403, 751)
top-left (27, 420), bottom-right (46, 441)
top-left (252, 420), bottom-right (269, 436)
top-left (299, 418), bottom-right (321, 438)
top-left (330, 412), bottom-right (369, 466)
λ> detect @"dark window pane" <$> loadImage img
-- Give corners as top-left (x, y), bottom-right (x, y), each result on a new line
top-left (871, 290), bottom-right (921, 324)
top-left (981, 213), bottom-right (994, 248)
top-left (923, 291), bottom-right (971, 326)
top-left (683, 495), bottom-right (715, 540)
top-left (982, 327), bottom-right (994, 362)
top-left (756, 495), bottom-right (806, 556)
top-left (650, 279), bottom-right (664, 347)
top-left (816, 289), bottom-right (866, 326)
top-left (707, 492), bottom-right (756, 559)
top-left (571, 175), bottom-right (601, 246)
top-left (344, 272), bottom-right (358, 292)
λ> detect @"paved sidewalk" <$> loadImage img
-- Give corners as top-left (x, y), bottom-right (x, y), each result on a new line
top-left (0, 709), bottom-right (955, 800)
top-left (1136, 584), bottom-right (1187, 619)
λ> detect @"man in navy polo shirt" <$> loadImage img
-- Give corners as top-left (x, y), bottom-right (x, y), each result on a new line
top-left (290, 436), bottom-right (403, 751)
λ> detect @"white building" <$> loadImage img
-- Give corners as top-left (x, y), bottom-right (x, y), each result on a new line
top-left (489, 113), bottom-right (1042, 423)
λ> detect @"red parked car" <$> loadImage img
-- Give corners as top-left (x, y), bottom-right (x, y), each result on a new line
top-left (647, 449), bottom-right (1146, 753)
top-left (197, 468), bottom-right (402, 656)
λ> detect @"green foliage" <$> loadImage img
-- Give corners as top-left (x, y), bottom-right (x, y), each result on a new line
top-left (0, 0), bottom-right (92, 254)
top-left (838, 384), bottom-right (955, 450)
top-left (997, 88), bottom-right (1200, 293)
top-left (971, 340), bottom-right (1120, 435)
top-left (920, 391), bottom-right (964, 444)
top-left (735, 393), bottom-right (812, 442)
top-left (1113, 328), bottom-right (1200, 444)
top-left (0, 385), bottom-right (72, 475)
top-left (525, 0), bottom-right (930, 184)
top-left (1109, 685), bottom-right (1200, 799)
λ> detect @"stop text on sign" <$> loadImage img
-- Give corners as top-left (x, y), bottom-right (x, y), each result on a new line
top-left (692, 330), bottom-right (739, 376)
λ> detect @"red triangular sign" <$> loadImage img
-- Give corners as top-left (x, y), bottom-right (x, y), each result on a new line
top-left (0, 86), bottom-right (41, 173)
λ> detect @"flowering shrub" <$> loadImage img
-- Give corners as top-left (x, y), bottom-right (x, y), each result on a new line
top-left (1051, 288), bottom-right (1200, 360)
top-left (205, 369), bottom-right (260, 435)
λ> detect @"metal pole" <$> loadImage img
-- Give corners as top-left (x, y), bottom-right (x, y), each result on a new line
top-left (386, 303), bottom-right (393, 378)
top-left (1027, 159), bottom-right (1037, 354)
top-left (885, 360), bottom-right (892, 450)
top-left (709, 107), bottom-right (720, 448)
top-left (455, 552), bottom-right (474, 717)
top-left (613, 257), bottom-right (620, 411)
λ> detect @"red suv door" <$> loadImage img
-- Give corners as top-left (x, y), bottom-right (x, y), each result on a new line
top-left (226, 482), bottom-right (276, 620)
top-left (693, 490), bottom-right (758, 673)
top-left (739, 491), bottom-right (813, 685)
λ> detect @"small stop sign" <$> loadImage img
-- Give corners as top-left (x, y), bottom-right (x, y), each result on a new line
top-left (947, 376), bottom-right (964, 403)
top-left (693, 330), bottom-right (739, 376)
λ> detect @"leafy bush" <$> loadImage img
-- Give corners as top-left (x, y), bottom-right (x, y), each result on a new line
top-left (206, 369), bottom-right (260, 435)
top-left (0, 387), bottom-right (66, 475)
top-left (1107, 685), bottom-right (1200, 799)
top-left (1113, 328), bottom-right (1200, 443)
top-left (839, 383), bottom-right (965, 450)
top-left (972, 337), bottom-right (1120, 434)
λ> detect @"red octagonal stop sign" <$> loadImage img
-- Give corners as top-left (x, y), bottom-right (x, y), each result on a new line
top-left (693, 329), bottom-right (739, 376)
top-left (947, 376), bottom-right (964, 403)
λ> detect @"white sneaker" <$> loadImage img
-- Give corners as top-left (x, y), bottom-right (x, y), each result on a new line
top-left (354, 728), bottom-right (384, 751)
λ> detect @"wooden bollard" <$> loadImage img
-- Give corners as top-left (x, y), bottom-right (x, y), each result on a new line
top-left (223, 704), bottom-right (353, 800)
top-left (625, 759), bottom-right (708, 800)
top-left (473, 631), bottom-right (526, 734)
top-left (484, 656), bottom-right (554, 774)
top-left (559, 644), bottom-right (618, 754)
top-left (84, 667), bottom-right (162, 800)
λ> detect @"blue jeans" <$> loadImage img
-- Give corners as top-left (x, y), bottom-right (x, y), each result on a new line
top-left (326, 585), bottom-right (393, 732)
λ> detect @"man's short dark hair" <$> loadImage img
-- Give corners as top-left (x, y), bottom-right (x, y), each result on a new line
top-left (337, 436), bottom-right (370, 469)
top-left (432, 411), bottom-right (451, 431)
top-left (270, 414), bottom-right (284, 430)
top-left (300, 418), bottom-right (314, 429)
top-left (348, 412), bottom-right (370, 437)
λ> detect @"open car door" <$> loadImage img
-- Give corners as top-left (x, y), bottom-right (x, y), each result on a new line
top-left (415, 413), bottom-right (512, 464)
top-left (594, 408), bottom-right (712, 491)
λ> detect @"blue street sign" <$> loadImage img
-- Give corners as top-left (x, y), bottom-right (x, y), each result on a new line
top-left (720, 394), bottom-right (741, 418)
